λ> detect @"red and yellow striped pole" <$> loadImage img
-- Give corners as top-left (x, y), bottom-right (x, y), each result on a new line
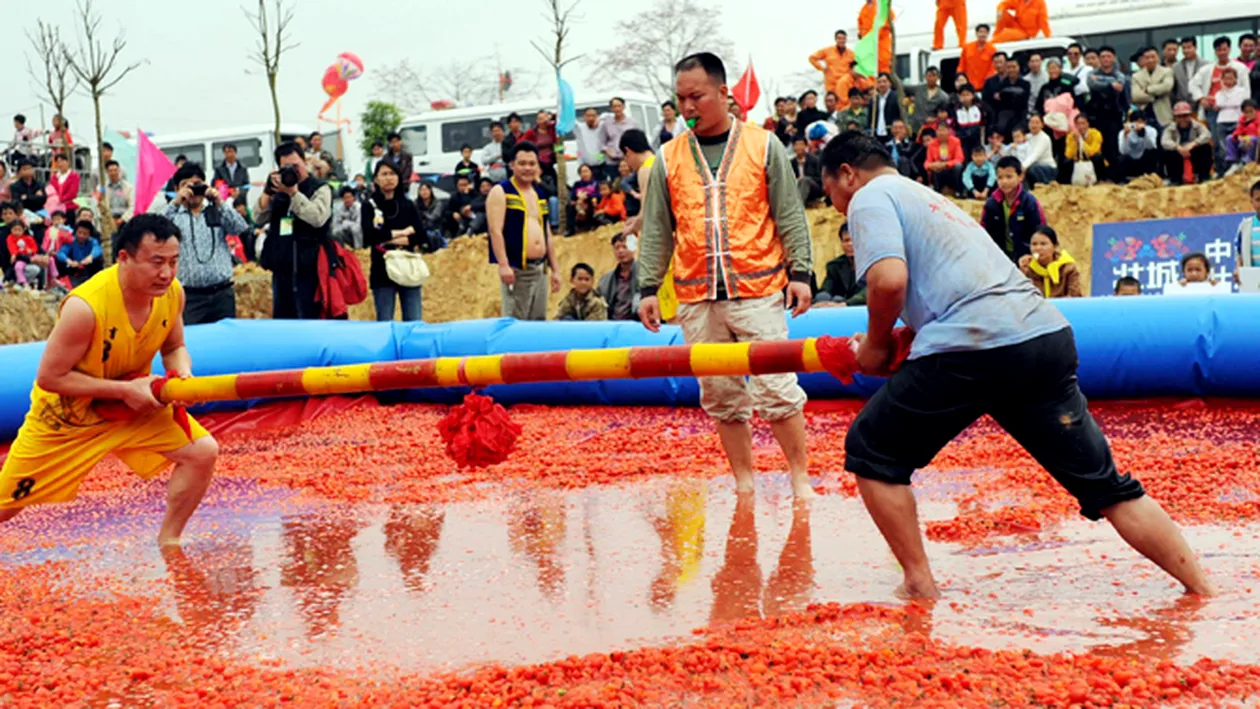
top-left (156, 339), bottom-right (831, 406)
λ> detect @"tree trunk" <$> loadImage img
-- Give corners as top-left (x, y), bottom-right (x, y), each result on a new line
top-left (93, 90), bottom-right (115, 264)
top-left (555, 135), bottom-right (569, 235)
top-left (269, 71), bottom-right (281, 145)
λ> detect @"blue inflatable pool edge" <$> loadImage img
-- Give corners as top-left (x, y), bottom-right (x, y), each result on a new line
top-left (2, 295), bottom-right (1259, 441)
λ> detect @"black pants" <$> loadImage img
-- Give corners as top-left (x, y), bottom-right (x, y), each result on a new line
top-left (1117, 151), bottom-right (1159, 182)
top-left (928, 165), bottom-right (960, 193)
top-left (1161, 145), bottom-right (1214, 185)
top-left (184, 284), bottom-right (237, 325)
top-left (844, 328), bottom-right (1145, 520)
top-left (271, 272), bottom-right (321, 319)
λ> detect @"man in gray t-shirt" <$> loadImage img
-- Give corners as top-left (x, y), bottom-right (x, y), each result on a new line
top-left (816, 130), bottom-right (1214, 601)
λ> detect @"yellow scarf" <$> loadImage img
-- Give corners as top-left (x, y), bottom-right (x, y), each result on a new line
top-left (1028, 250), bottom-right (1075, 297)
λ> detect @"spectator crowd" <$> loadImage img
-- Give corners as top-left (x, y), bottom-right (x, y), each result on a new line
top-left (797, 27), bottom-right (1260, 196)
top-left (5, 22), bottom-right (1260, 323)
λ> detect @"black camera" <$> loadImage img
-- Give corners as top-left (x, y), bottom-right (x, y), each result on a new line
top-left (189, 182), bottom-right (208, 197)
top-left (278, 165), bottom-right (300, 187)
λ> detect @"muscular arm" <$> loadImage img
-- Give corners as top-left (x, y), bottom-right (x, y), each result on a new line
top-left (637, 156), bottom-right (675, 296)
top-left (864, 259), bottom-right (909, 346)
top-left (486, 186), bottom-right (511, 265)
top-left (161, 288), bottom-right (192, 378)
top-left (34, 297), bottom-right (129, 399)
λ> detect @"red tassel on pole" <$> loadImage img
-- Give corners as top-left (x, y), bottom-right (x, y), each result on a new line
top-left (437, 392), bottom-right (522, 469)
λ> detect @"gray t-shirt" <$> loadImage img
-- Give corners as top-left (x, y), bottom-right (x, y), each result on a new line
top-left (848, 173), bottom-right (1069, 360)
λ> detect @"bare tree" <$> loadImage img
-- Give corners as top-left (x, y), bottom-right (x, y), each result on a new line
top-left (244, 0), bottom-right (297, 144)
top-left (532, 0), bottom-right (583, 234)
top-left (424, 59), bottom-right (500, 106)
top-left (373, 58), bottom-right (513, 112)
top-left (586, 0), bottom-right (736, 102)
top-left (26, 21), bottom-right (80, 121)
top-left (372, 59), bottom-right (429, 113)
top-left (63, 0), bottom-right (143, 262)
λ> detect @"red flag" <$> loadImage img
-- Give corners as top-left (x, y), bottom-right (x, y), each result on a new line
top-left (731, 60), bottom-right (760, 119)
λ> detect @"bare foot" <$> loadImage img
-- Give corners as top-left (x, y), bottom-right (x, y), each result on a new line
top-left (1184, 580), bottom-right (1219, 597)
top-left (894, 577), bottom-right (941, 600)
top-left (733, 473), bottom-right (756, 494)
top-left (791, 475), bottom-right (818, 500)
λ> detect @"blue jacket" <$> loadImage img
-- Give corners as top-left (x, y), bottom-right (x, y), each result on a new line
top-left (980, 186), bottom-right (1046, 262)
top-left (57, 237), bottom-right (103, 265)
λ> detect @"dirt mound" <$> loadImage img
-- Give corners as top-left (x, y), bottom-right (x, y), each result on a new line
top-left (2, 165), bottom-right (1257, 345)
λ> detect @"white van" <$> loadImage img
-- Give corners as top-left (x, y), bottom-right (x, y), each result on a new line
top-left (150, 123), bottom-right (316, 208)
top-left (896, 37), bottom-right (1075, 89)
top-left (395, 92), bottom-right (661, 186)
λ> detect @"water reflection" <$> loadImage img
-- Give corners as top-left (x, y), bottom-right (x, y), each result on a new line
top-left (160, 538), bottom-right (262, 647)
top-left (507, 492), bottom-right (568, 603)
top-left (383, 506), bottom-right (445, 596)
top-left (711, 495), bottom-right (816, 624)
top-left (279, 515), bottom-right (365, 639)
top-left (649, 479), bottom-right (707, 613)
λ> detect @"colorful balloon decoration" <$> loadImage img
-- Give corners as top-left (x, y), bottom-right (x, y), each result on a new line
top-left (318, 52), bottom-right (364, 131)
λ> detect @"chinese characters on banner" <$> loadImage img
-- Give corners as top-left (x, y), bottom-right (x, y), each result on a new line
top-left (1091, 213), bottom-right (1248, 296)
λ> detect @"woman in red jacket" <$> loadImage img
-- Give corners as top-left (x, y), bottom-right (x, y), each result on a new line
top-left (923, 123), bottom-right (964, 194)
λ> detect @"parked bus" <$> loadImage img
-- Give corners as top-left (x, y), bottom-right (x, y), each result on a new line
top-left (395, 92), bottom-right (661, 187)
top-left (150, 123), bottom-right (316, 208)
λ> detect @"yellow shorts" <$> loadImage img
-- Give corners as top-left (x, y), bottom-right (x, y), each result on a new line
top-left (0, 407), bottom-right (209, 508)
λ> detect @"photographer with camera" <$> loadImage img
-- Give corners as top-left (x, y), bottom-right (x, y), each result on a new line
top-left (162, 162), bottom-right (250, 324)
top-left (256, 141), bottom-right (333, 319)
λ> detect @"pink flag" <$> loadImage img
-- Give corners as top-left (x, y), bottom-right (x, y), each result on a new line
top-left (135, 129), bottom-right (176, 213)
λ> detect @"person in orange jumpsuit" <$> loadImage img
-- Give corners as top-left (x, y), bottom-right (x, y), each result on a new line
top-left (959, 23), bottom-right (999, 92)
top-left (857, 0), bottom-right (896, 75)
top-left (809, 30), bottom-right (856, 99)
top-left (934, 0), bottom-right (967, 50)
top-left (992, 0), bottom-right (1052, 43)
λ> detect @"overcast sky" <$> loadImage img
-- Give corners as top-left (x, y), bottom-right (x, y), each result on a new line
top-left (5, 0), bottom-right (1087, 147)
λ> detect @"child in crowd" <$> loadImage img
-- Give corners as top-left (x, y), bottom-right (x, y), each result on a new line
top-left (41, 210), bottom-right (74, 287)
top-left (593, 181), bottom-right (626, 225)
top-left (6, 219), bottom-right (45, 288)
top-left (954, 86), bottom-right (984, 156)
top-left (555, 263), bottom-right (608, 321)
top-left (1114, 276), bottom-right (1142, 296)
top-left (1019, 225), bottom-right (1082, 298)
top-left (1009, 126), bottom-right (1031, 165)
top-left (1226, 100), bottom-right (1259, 173)
top-left (962, 145), bottom-right (997, 200)
top-left (985, 131), bottom-right (1010, 164)
top-left (453, 144), bottom-right (480, 183)
top-left (56, 220), bottom-right (103, 287)
top-left (1216, 69), bottom-right (1248, 173)
top-left (1172, 252), bottom-right (1221, 289)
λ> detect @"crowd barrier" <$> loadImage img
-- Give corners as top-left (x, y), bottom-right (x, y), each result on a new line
top-left (2, 295), bottom-right (1259, 440)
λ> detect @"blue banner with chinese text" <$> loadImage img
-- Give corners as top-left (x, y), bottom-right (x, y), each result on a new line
top-left (1091, 213), bottom-right (1247, 296)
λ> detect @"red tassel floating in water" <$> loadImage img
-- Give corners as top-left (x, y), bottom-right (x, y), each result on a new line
top-left (815, 327), bottom-right (916, 384)
top-left (438, 392), bottom-right (522, 468)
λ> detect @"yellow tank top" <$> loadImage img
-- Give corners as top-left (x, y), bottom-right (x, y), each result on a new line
top-left (26, 266), bottom-right (183, 432)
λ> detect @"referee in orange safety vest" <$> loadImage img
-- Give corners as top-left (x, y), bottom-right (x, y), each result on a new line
top-left (637, 52), bottom-right (817, 499)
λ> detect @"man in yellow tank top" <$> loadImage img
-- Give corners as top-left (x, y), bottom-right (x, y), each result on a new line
top-left (0, 214), bottom-right (218, 545)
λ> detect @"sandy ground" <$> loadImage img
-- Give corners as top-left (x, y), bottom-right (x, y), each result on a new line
top-left (2, 164), bottom-right (1257, 345)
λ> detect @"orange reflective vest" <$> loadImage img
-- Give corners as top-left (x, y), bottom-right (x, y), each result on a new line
top-left (661, 121), bottom-right (788, 304)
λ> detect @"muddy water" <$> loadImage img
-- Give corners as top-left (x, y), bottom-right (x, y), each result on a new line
top-left (7, 471), bottom-right (1257, 677)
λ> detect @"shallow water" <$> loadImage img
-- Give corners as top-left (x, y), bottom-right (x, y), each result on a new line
top-left (5, 471), bottom-right (1258, 677)
top-left (2, 400), bottom-right (1259, 706)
